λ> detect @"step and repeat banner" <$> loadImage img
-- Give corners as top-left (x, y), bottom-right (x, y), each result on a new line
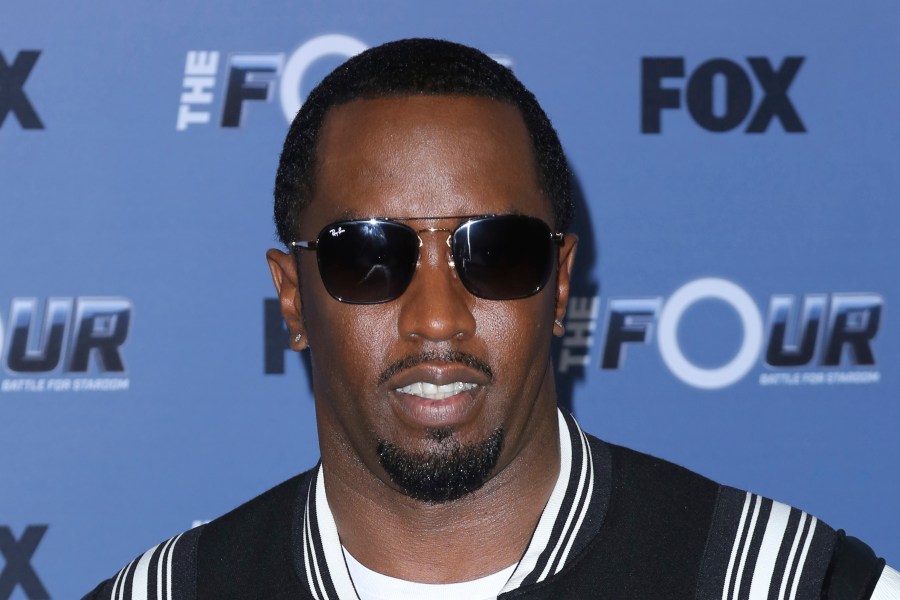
top-left (2, 1), bottom-right (898, 597)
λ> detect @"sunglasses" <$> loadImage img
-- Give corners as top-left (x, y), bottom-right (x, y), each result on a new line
top-left (290, 214), bottom-right (564, 304)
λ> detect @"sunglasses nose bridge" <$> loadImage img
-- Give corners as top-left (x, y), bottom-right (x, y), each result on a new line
top-left (415, 227), bottom-right (456, 269)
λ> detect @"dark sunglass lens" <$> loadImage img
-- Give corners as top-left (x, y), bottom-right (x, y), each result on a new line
top-left (315, 221), bottom-right (419, 303)
top-left (453, 216), bottom-right (556, 300)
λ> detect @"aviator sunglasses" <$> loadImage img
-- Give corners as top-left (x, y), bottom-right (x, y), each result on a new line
top-left (290, 214), bottom-right (564, 304)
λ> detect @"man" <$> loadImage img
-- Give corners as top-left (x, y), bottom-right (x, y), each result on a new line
top-left (85, 39), bottom-right (898, 600)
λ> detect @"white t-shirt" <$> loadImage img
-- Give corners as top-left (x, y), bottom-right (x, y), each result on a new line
top-left (343, 548), bottom-right (517, 600)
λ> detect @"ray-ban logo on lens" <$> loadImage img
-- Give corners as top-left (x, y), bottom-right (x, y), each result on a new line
top-left (330, 227), bottom-right (345, 237)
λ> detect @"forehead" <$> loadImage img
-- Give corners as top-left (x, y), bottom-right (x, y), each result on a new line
top-left (306, 95), bottom-right (549, 230)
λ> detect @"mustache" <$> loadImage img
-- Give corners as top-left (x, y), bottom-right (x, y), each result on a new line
top-left (377, 349), bottom-right (494, 386)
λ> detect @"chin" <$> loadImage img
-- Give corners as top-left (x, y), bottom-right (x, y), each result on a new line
top-left (376, 426), bottom-right (504, 503)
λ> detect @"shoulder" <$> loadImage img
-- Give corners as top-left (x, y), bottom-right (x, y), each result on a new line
top-left (82, 468), bottom-right (316, 600)
top-left (195, 469), bottom-right (314, 597)
top-left (694, 484), bottom-right (837, 600)
top-left (80, 527), bottom-right (202, 600)
top-left (578, 433), bottom-right (898, 600)
top-left (694, 490), bottom-right (899, 600)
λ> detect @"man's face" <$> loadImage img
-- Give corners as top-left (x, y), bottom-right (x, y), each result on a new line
top-left (268, 95), bottom-right (575, 502)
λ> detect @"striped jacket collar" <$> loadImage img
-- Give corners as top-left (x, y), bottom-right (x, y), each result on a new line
top-left (296, 409), bottom-right (609, 599)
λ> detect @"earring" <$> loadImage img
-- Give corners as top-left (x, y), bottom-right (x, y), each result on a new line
top-left (293, 333), bottom-right (303, 344)
top-left (553, 319), bottom-right (565, 336)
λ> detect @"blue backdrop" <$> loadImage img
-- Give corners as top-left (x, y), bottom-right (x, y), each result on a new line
top-left (2, 2), bottom-right (898, 597)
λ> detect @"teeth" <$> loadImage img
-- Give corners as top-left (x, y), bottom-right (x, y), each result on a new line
top-left (395, 381), bottom-right (478, 400)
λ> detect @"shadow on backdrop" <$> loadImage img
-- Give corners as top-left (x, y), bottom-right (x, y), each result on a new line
top-left (552, 169), bottom-right (600, 415)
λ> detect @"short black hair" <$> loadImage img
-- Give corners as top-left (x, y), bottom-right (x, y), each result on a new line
top-left (273, 38), bottom-right (573, 246)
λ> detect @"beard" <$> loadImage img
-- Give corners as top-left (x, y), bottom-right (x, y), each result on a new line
top-left (377, 426), bottom-right (504, 504)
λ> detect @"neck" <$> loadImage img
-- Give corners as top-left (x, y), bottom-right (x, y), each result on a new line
top-left (320, 393), bottom-right (561, 583)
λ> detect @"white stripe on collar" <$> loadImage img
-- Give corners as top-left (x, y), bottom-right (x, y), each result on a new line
top-left (314, 469), bottom-right (362, 598)
top-left (501, 408), bottom-right (573, 590)
top-left (552, 425), bottom-right (595, 575)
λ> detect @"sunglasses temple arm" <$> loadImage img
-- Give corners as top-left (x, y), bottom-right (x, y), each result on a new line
top-left (290, 241), bottom-right (318, 250)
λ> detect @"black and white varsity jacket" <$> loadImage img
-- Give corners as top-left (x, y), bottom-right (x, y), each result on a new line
top-left (84, 411), bottom-right (899, 599)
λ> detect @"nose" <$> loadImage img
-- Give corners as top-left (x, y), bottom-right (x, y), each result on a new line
top-left (396, 232), bottom-right (476, 342)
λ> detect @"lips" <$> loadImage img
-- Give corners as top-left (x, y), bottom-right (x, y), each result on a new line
top-left (387, 362), bottom-right (490, 428)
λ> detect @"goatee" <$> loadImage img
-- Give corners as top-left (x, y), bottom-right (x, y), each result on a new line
top-left (377, 426), bottom-right (504, 503)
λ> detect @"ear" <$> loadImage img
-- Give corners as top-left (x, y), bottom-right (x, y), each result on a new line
top-left (553, 234), bottom-right (578, 337)
top-left (266, 248), bottom-right (308, 351)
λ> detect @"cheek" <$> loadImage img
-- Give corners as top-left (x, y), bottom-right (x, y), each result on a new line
top-left (303, 291), bottom-right (400, 393)
top-left (473, 294), bottom-right (556, 375)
